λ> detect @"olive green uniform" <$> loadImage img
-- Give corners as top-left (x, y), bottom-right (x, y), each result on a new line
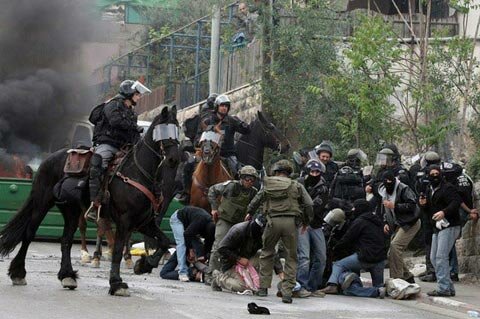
top-left (207, 180), bottom-right (258, 274)
top-left (247, 176), bottom-right (313, 298)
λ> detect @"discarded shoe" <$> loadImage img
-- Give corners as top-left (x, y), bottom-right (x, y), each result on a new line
top-left (247, 302), bottom-right (270, 315)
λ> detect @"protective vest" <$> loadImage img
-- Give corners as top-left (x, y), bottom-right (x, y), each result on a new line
top-left (263, 176), bottom-right (301, 216)
top-left (218, 182), bottom-right (253, 224)
top-left (332, 166), bottom-right (365, 202)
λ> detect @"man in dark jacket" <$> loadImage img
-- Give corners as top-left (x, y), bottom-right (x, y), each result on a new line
top-left (169, 206), bottom-right (216, 282)
top-left (85, 80), bottom-right (151, 222)
top-left (296, 159), bottom-right (328, 296)
top-left (315, 141), bottom-right (338, 188)
top-left (196, 94), bottom-right (250, 176)
top-left (320, 199), bottom-right (387, 297)
top-left (419, 165), bottom-right (462, 297)
top-left (211, 216), bottom-right (265, 293)
top-left (374, 170), bottom-right (420, 282)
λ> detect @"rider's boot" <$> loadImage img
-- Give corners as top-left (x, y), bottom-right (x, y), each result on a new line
top-left (85, 154), bottom-right (104, 223)
top-left (176, 160), bottom-right (194, 204)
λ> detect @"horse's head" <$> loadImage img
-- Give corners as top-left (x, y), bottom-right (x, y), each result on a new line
top-left (198, 122), bottom-right (223, 165)
top-left (257, 111), bottom-right (291, 154)
top-left (147, 105), bottom-right (181, 169)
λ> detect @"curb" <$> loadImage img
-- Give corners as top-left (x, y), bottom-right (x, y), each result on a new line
top-left (417, 292), bottom-right (480, 314)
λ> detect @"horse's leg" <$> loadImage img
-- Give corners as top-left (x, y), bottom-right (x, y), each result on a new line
top-left (109, 225), bottom-right (129, 296)
top-left (104, 220), bottom-right (115, 261)
top-left (91, 234), bottom-right (103, 268)
top-left (6, 197), bottom-right (52, 285)
top-left (78, 216), bottom-right (91, 264)
top-left (123, 233), bottom-right (133, 269)
top-left (57, 204), bottom-right (81, 289)
top-left (134, 221), bottom-right (170, 275)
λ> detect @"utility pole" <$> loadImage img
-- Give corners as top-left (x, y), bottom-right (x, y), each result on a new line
top-left (209, 6), bottom-right (221, 94)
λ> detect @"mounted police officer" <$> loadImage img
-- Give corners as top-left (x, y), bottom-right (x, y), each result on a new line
top-left (247, 159), bottom-right (313, 304)
top-left (177, 94), bottom-right (250, 203)
top-left (206, 165), bottom-right (259, 283)
top-left (85, 80), bottom-right (151, 222)
top-left (199, 93), bottom-right (218, 121)
top-left (197, 94), bottom-right (250, 176)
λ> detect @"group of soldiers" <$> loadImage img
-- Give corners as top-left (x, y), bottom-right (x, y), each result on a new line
top-left (86, 80), bottom-right (478, 303)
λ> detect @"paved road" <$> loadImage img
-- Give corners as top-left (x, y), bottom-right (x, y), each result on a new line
top-left (0, 242), bottom-right (467, 319)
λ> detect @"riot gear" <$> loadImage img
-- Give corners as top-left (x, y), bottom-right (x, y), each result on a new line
top-left (214, 94), bottom-right (231, 112)
top-left (207, 93), bottom-right (219, 107)
top-left (375, 148), bottom-right (394, 168)
top-left (119, 80), bottom-right (151, 98)
top-left (324, 208), bottom-right (346, 227)
top-left (421, 151), bottom-right (441, 168)
top-left (306, 159), bottom-right (326, 173)
top-left (346, 148), bottom-right (368, 169)
top-left (315, 141), bottom-right (333, 157)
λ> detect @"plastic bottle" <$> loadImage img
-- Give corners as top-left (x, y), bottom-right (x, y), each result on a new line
top-left (468, 310), bottom-right (480, 318)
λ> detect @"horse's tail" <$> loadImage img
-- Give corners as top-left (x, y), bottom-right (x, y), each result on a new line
top-left (0, 196), bottom-right (35, 256)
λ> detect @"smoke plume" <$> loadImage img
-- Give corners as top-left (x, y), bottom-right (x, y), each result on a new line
top-left (0, 0), bottom-right (97, 156)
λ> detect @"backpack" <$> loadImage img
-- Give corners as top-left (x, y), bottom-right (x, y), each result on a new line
top-left (332, 166), bottom-right (365, 202)
top-left (88, 102), bottom-right (106, 125)
top-left (263, 176), bottom-right (299, 213)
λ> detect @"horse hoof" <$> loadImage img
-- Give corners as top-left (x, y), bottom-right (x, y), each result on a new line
top-left (92, 258), bottom-right (100, 268)
top-left (12, 278), bottom-right (27, 286)
top-left (104, 249), bottom-right (112, 261)
top-left (80, 250), bottom-right (91, 264)
top-left (113, 288), bottom-right (130, 297)
top-left (62, 277), bottom-right (77, 290)
top-left (124, 258), bottom-right (133, 269)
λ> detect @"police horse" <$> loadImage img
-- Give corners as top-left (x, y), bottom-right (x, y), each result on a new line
top-left (0, 105), bottom-right (180, 296)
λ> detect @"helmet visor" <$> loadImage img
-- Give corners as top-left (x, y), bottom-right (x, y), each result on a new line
top-left (153, 124), bottom-right (179, 141)
top-left (131, 81), bottom-right (152, 95)
top-left (375, 153), bottom-right (392, 167)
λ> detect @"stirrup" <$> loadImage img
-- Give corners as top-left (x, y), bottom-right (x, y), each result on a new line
top-left (85, 202), bottom-right (102, 223)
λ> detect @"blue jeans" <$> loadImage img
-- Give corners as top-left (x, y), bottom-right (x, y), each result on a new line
top-left (340, 272), bottom-right (379, 298)
top-left (328, 253), bottom-right (385, 287)
top-left (170, 211), bottom-right (188, 276)
top-left (296, 226), bottom-right (327, 291)
top-left (450, 246), bottom-right (458, 275)
top-left (431, 226), bottom-right (461, 293)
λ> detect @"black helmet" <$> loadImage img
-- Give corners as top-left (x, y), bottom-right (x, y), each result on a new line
top-left (207, 93), bottom-right (218, 108)
top-left (315, 141), bottom-right (333, 157)
top-left (346, 148), bottom-right (367, 168)
top-left (119, 80), bottom-right (151, 98)
top-left (306, 159), bottom-right (326, 173)
top-left (382, 143), bottom-right (401, 162)
top-left (214, 94), bottom-right (231, 112)
top-left (271, 159), bottom-right (293, 175)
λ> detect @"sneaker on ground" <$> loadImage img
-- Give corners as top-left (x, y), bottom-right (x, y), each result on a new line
top-left (179, 274), bottom-right (190, 282)
top-left (378, 287), bottom-right (386, 299)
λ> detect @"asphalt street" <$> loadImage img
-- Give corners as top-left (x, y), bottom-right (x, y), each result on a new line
top-left (0, 242), bottom-right (468, 319)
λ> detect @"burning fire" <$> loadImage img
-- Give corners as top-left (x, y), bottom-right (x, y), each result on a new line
top-left (0, 154), bottom-right (32, 179)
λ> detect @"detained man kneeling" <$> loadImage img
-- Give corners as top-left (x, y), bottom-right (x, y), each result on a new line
top-left (211, 216), bottom-right (266, 294)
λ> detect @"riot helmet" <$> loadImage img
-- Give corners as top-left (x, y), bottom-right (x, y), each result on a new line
top-left (324, 208), bottom-right (346, 227)
top-left (375, 148), bottom-right (394, 168)
top-left (206, 93), bottom-right (218, 108)
top-left (271, 159), bottom-right (293, 175)
top-left (420, 151), bottom-right (441, 169)
top-left (119, 80), bottom-right (151, 99)
top-left (214, 94), bottom-right (231, 112)
top-left (315, 141), bottom-right (333, 157)
top-left (346, 148), bottom-right (368, 168)
top-left (382, 143), bottom-right (401, 163)
top-left (306, 159), bottom-right (326, 174)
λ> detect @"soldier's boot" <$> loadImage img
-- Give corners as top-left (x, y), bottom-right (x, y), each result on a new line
top-left (85, 154), bottom-right (104, 223)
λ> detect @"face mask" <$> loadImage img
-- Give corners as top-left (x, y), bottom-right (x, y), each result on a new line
top-left (384, 181), bottom-right (395, 194)
top-left (429, 175), bottom-right (441, 187)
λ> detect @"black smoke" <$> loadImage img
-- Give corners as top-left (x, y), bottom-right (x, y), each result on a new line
top-left (0, 0), bottom-right (97, 156)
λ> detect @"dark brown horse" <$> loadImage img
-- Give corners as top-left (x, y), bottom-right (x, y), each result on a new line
top-left (190, 124), bottom-right (231, 210)
top-left (0, 105), bottom-right (180, 296)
